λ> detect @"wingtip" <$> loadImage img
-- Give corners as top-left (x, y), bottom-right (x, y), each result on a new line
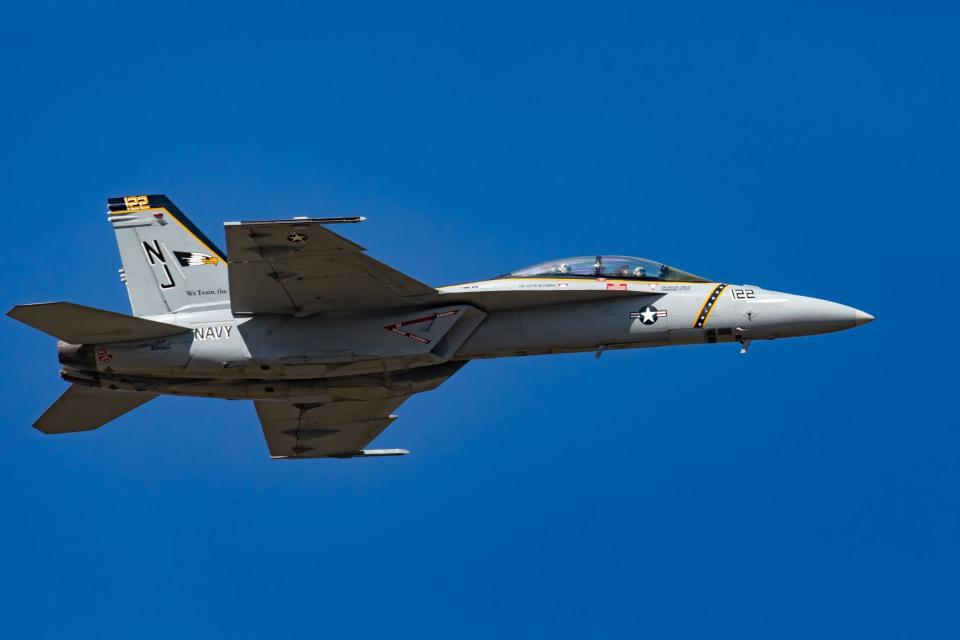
top-left (6, 303), bottom-right (38, 322)
top-left (358, 448), bottom-right (409, 457)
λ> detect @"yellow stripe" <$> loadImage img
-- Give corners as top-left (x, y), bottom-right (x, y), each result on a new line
top-left (443, 278), bottom-right (713, 287)
top-left (506, 277), bottom-right (709, 284)
top-left (692, 284), bottom-right (728, 328)
top-left (701, 285), bottom-right (727, 327)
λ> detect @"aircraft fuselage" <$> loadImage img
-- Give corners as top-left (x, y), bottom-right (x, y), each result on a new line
top-left (56, 279), bottom-right (871, 401)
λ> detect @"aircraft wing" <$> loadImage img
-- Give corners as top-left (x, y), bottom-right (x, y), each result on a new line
top-left (225, 218), bottom-right (437, 315)
top-left (255, 397), bottom-right (408, 459)
top-left (254, 362), bottom-right (465, 459)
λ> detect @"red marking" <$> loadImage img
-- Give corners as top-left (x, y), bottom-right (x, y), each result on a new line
top-left (95, 346), bottom-right (113, 364)
top-left (153, 212), bottom-right (164, 219)
top-left (387, 327), bottom-right (432, 344)
top-left (606, 283), bottom-right (628, 291)
top-left (384, 310), bottom-right (459, 344)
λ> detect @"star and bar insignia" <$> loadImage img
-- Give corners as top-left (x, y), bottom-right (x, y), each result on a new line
top-left (630, 305), bottom-right (668, 325)
top-left (287, 231), bottom-right (308, 245)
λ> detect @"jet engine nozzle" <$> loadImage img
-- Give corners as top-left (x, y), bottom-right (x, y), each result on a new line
top-left (57, 341), bottom-right (95, 370)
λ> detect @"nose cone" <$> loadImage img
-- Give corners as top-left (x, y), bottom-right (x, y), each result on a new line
top-left (792, 297), bottom-right (873, 336)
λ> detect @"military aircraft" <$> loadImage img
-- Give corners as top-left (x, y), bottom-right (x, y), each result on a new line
top-left (8, 195), bottom-right (874, 459)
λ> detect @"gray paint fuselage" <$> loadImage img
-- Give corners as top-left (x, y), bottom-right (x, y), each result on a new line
top-left (57, 279), bottom-right (871, 399)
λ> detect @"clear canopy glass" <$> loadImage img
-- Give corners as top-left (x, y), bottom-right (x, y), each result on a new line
top-left (503, 255), bottom-right (708, 282)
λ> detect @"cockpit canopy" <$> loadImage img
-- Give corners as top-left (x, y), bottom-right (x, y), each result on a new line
top-left (503, 255), bottom-right (708, 282)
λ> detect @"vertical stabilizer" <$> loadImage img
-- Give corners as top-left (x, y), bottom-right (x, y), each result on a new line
top-left (108, 195), bottom-right (230, 316)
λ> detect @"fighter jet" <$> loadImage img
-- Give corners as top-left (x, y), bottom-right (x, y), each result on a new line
top-left (8, 195), bottom-right (874, 459)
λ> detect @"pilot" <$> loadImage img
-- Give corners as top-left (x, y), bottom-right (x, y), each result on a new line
top-left (614, 266), bottom-right (630, 277)
top-left (633, 266), bottom-right (646, 278)
top-left (557, 263), bottom-right (571, 274)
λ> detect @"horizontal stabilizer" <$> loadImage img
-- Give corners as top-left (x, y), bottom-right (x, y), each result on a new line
top-left (34, 385), bottom-right (157, 434)
top-left (7, 302), bottom-right (190, 344)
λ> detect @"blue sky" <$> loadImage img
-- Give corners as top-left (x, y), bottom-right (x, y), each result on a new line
top-left (1, 2), bottom-right (957, 637)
